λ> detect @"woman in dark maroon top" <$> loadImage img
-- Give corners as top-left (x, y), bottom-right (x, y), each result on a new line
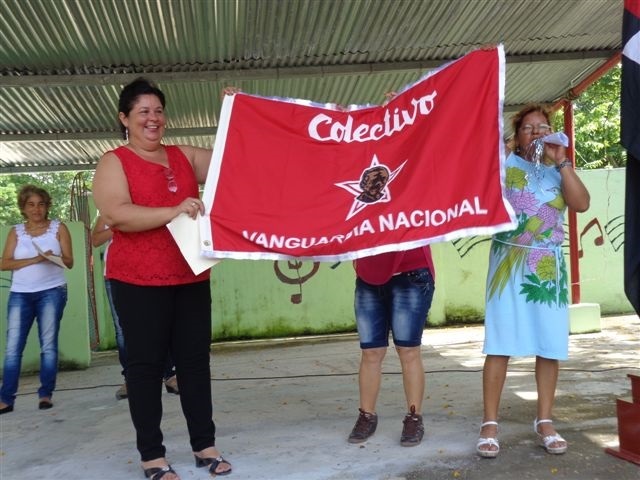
top-left (347, 246), bottom-right (435, 447)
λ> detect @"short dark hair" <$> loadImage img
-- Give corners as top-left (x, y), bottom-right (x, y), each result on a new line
top-left (118, 77), bottom-right (166, 139)
top-left (17, 184), bottom-right (51, 219)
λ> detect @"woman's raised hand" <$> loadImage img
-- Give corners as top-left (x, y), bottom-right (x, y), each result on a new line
top-left (221, 86), bottom-right (241, 98)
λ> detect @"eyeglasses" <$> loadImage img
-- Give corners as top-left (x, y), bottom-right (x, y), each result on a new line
top-left (164, 168), bottom-right (178, 193)
top-left (520, 123), bottom-right (551, 135)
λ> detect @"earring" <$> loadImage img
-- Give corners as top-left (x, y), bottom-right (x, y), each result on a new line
top-left (125, 128), bottom-right (129, 142)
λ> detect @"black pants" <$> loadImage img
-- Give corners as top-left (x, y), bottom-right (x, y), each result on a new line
top-left (111, 279), bottom-right (216, 461)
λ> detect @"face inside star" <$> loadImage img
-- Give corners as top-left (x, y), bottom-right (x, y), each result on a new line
top-left (334, 154), bottom-right (408, 221)
top-left (357, 166), bottom-right (390, 203)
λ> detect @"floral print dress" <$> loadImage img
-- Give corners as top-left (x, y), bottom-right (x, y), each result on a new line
top-left (483, 152), bottom-right (570, 360)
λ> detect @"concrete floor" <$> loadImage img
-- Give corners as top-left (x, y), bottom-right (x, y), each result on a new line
top-left (0, 315), bottom-right (639, 480)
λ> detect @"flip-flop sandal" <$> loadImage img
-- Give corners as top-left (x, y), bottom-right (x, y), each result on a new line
top-left (194, 455), bottom-right (232, 476)
top-left (143, 465), bottom-right (177, 480)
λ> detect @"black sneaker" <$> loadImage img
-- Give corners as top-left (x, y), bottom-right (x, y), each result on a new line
top-left (348, 408), bottom-right (378, 443)
top-left (400, 405), bottom-right (424, 447)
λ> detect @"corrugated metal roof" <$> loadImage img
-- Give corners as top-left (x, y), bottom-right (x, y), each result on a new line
top-left (0, 0), bottom-right (623, 173)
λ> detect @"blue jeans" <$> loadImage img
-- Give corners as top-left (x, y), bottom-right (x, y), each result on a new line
top-left (105, 279), bottom-right (127, 376)
top-left (105, 279), bottom-right (175, 380)
top-left (355, 268), bottom-right (435, 348)
top-left (1, 285), bottom-right (68, 404)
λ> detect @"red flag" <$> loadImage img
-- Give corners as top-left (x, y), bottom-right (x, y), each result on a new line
top-left (201, 46), bottom-right (515, 261)
top-left (622, 0), bottom-right (640, 315)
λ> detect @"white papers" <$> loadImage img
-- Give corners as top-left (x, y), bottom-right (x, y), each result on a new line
top-left (32, 241), bottom-right (68, 269)
top-left (541, 132), bottom-right (569, 147)
top-left (166, 213), bottom-right (219, 275)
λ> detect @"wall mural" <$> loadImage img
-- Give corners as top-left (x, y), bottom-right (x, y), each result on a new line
top-left (273, 260), bottom-right (320, 304)
top-left (578, 218), bottom-right (605, 257)
top-left (604, 215), bottom-right (624, 252)
top-left (451, 215), bottom-right (620, 260)
top-left (271, 215), bottom-right (622, 305)
top-left (451, 236), bottom-right (492, 258)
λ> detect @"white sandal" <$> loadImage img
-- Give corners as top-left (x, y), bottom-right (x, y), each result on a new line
top-left (476, 420), bottom-right (500, 458)
top-left (534, 418), bottom-right (567, 454)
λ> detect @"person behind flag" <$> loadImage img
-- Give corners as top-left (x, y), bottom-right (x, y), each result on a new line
top-left (92, 78), bottom-right (231, 479)
top-left (347, 246), bottom-right (435, 446)
top-left (90, 214), bottom-right (180, 401)
top-left (476, 104), bottom-right (590, 458)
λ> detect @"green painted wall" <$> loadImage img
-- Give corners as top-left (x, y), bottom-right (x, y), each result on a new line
top-left (0, 222), bottom-right (91, 374)
top-left (211, 259), bottom-right (356, 340)
top-left (1, 168), bottom-right (634, 375)
top-left (90, 245), bottom-right (357, 348)
top-left (575, 169), bottom-right (630, 313)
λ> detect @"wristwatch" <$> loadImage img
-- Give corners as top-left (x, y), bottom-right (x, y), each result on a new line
top-left (555, 159), bottom-right (572, 172)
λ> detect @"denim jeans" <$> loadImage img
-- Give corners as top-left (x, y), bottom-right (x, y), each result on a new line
top-left (1, 285), bottom-right (68, 404)
top-left (355, 268), bottom-right (435, 348)
top-left (105, 279), bottom-right (127, 375)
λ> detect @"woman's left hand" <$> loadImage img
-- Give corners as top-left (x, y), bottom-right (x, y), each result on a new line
top-left (544, 143), bottom-right (567, 166)
top-left (178, 197), bottom-right (204, 219)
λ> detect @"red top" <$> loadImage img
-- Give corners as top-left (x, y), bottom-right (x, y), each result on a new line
top-left (354, 246), bottom-right (435, 286)
top-left (106, 145), bottom-right (210, 286)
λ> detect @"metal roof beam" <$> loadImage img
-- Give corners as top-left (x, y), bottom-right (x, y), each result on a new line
top-left (0, 128), bottom-right (216, 142)
top-left (0, 163), bottom-right (97, 174)
top-left (0, 105), bottom-right (542, 143)
top-left (0, 49), bottom-right (619, 87)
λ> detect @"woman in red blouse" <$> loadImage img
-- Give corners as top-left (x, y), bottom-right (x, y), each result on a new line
top-left (93, 78), bottom-right (231, 480)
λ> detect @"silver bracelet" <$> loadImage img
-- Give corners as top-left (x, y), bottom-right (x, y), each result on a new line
top-left (555, 159), bottom-right (572, 172)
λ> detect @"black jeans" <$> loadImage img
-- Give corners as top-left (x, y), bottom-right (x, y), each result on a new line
top-left (110, 279), bottom-right (216, 461)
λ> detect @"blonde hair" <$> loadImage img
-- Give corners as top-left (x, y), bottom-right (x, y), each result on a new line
top-left (509, 103), bottom-right (553, 152)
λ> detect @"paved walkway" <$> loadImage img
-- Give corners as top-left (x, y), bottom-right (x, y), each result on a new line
top-left (1, 315), bottom-right (639, 479)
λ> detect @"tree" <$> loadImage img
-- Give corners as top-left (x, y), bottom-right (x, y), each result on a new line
top-left (0, 172), bottom-right (86, 225)
top-left (571, 64), bottom-right (624, 169)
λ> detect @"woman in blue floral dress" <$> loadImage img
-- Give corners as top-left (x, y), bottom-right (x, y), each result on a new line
top-left (476, 104), bottom-right (590, 458)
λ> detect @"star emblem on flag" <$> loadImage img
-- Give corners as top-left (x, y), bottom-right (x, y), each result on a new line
top-left (335, 154), bottom-right (407, 220)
